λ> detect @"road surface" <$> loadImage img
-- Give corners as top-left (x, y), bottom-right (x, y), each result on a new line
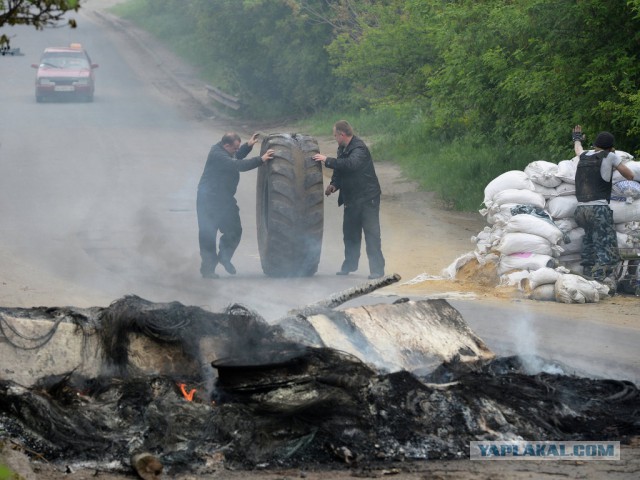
top-left (1, 2), bottom-right (639, 479)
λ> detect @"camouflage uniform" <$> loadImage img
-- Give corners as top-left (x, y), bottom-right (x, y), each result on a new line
top-left (574, 204), bottom-right (620, 280)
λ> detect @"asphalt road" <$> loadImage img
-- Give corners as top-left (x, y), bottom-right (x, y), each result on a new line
top-left (0, 11), bottom-right (354, 321)
top-left (0, 7), bottom-right (638, 389)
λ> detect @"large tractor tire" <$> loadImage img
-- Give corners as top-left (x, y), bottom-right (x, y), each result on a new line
top-left (257, 133), bottom-right (324, 277)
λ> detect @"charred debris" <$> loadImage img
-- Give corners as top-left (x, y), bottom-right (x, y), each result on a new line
top-left (0, 275), bottom-right (638, 477)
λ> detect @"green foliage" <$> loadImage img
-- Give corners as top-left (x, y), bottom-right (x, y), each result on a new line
top-left (1, 0), bottom-right (80, 48)
top-left (112, 0), bottom-right (640, 210)
top-left (325, 0), bottom-right (435, 107)
top-left (113, 0), bottom-right (337, 118)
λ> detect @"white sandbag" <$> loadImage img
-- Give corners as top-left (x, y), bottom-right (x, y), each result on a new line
top-left (485, 203), bottom-right (518, 225)
top-left (561, 227), bottom-right (584, 255)
top-left (492, 189), bottom-right (546, 209)
top-left (525, 267), bottom-right (562, 290)
top-left (529, 284), bottom-right (557, 301)
top-left (532, 183), bottom-right (559, 198)
top-left (612, 160), bottom-right (640, 183)
top-left (499, 270), bottom-right (531, 288)
top-left (498, 252), bottom-right (555, 275)
top-left (504, 214), bottom-right (564, 245)
top-left (554, 273), bottom-right (608, 304)
top-left (555, 217), bottom-right (578, 233)
top-left (610, 200), bottom-right (640, 223)
top-left (483, 171), bottom-right (535, 206)
top-left (557, 252), bottom-right (581, 272)
top-left (555, 158), bottom-right (578, 184)
top-left (617, 231), bottom-right (640, 248)
top-left (616, 150), bottom-right (635, 163)
top-left (525, 160), bottom-right (563, 188)
top-left (472, 226), bottom-right (504, 254)
top-left (555, 182), bottom-right (576, 196)
top-left (496, 232), bottom-right (553, 256)
top-left (546, 196), bottom-right (579, 219)
top-left (560, 260), bottom-right (583, 275)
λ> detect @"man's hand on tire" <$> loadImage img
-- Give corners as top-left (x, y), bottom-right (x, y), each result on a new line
top-left (261, 149), bottom-right (275, 162)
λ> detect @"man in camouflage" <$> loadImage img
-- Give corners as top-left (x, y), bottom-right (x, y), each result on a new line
top-left (572, 126), bottom-right (636, 288)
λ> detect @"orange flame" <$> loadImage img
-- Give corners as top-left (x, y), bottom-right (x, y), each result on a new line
top-left (178, 383), bottom-right (196, 401)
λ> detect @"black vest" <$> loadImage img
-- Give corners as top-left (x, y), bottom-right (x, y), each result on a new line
top-left (575, 151), bottom-right (612, 203)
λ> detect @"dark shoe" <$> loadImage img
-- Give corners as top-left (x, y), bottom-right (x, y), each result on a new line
top-left (202, 271), bottom-right (219, 279)
top-left (336, 270), bottom-right (351, 276)
top-left (368, 272), bottom-right (384, 280)
top-left (220, 259), bottom-right (236, 275)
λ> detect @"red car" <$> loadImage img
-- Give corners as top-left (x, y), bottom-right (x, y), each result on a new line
top-left (31, 44), bottom-right (98, 102)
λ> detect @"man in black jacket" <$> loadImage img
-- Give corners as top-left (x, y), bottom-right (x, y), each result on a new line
top-left (197, 132), bottom-right (274, 278)
top-left (313, 120), bottom-right (385, 279)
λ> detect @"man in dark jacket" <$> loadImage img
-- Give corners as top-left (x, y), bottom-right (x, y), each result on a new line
top-left (572, 125), bottom-right (635, 287)
top-left (313, 120), bottom-right (385, 279)
top-left (197, 132), bottom-right (274, 278)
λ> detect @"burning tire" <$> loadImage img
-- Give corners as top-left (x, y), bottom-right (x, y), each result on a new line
top-left (256, 133), bottom-right (324, 277)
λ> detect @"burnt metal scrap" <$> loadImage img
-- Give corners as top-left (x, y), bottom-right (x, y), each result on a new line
top-left (0, 290), bottom-right (639, 476)
top-left (0, 350), bottom-right (638, 476)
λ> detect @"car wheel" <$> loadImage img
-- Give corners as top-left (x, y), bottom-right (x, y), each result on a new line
top-left (256, 133), bottom-right (324, 277)
top-left (36, 95), bottom-right (43, 103)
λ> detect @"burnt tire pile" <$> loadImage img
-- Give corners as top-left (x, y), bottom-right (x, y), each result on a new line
top-left (256, 133), bottom-right (324, 277)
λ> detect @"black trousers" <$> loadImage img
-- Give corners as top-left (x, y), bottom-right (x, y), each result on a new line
top-left (196, 189), bottom-right (242, 275)
top-left (341, 196), bottom-right (385, 275)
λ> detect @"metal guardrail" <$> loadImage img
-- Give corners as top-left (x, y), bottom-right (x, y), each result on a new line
top-left (205, 84), bottom-right (241, 110)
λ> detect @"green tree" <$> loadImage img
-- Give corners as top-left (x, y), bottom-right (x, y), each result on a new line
top-left (324, 0), bottom-right (436, 107)
top-left (0, 0), bottom-right (80, 49)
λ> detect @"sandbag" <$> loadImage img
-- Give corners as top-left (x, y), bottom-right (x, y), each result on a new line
top-left (546, 196), bottom-right (579, 219)
top-left (472, 226), bottom-right (503, 255)
top-left (617, 231), bottom-right (640, 248)
top-left (532, 183), bottom-right (559, 198)
top-left (498, 252), bottom-right (555, 275)
top-left (491, 189), bottom-right (546, 209)
top-left (610, 200), bottom-right (640, 223)
top-left (484, 203), bottom-right (518, 225)
top-left (529, 284), bottom-right (557, 301)
top-left (555, 158), bottom-right (578, 184)
top-left (560, 260), bottom-right (583, 275)
top-left (503, 214), bottom-right (564, 245)
top-left (561, 227), bottom-right (584, 255)
top-left (555, 217), bottom-right (578, 233)
top-left (615, 221), bottom-right (640, 234)
top-left (554, 273), bottom-right (608, 304)
top-left (523, 267), bottom-right (562, 290)
top-left (496, 232), bottom-right (553, 256)
top-left (612, 180), bottom-right (640, 203)
top-left (554, 183), bottom-right (576, 196)
top-left (525, 160), bottom-right (562, 188)
top-left (483, 171), bottom-right (535, 206)
top-left (616, 150), bottom-right (635, 163)
top-left (499, 270), bottom-right (531, 287)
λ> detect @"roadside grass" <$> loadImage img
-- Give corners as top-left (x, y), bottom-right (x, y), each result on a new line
top-left (109, 2), bottom-right (550, 212)
top-left (297, 107), bottom-right (546, 211)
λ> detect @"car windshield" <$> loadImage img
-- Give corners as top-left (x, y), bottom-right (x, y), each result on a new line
top-left (41, 52), bottom-right (90, 69)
